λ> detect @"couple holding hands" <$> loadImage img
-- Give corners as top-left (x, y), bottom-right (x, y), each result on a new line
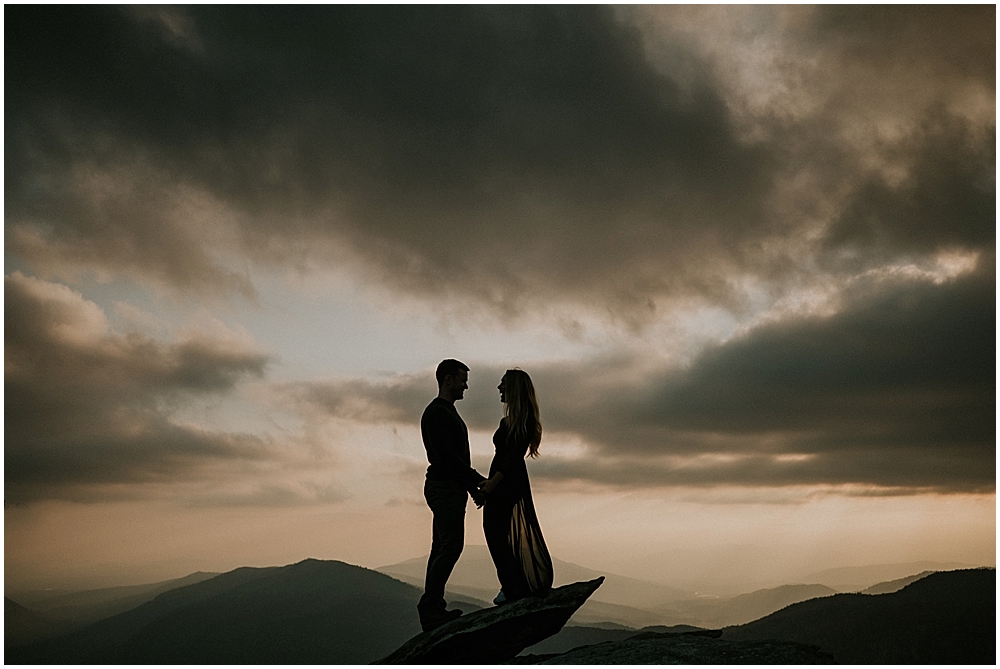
top-left (417, 359), bottom-right (553, 632)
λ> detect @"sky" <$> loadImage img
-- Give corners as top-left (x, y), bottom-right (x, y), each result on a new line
top-left (5, 5), bottom-right (995, 595)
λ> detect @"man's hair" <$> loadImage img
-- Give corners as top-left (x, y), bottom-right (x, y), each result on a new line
top-left (436, 359), bottom-right (469, 385)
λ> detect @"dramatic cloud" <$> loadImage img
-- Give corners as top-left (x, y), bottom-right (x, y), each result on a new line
top-left (4, 272), bottom-right (273, 503)
top-left (281, 258), bottom-right (993, 494)
top-left (4, 6), bottom-right (994, 501)
top-left (182, 481), bottom-right (350, 509)
top-left (3, 7), bottom-right (993, 595)
top-left (553, 260), bottom-right (994, 493)
top-left (10, 6), bottom-right (990, 324)
top-left (276, 376), bottom-right (430, 427)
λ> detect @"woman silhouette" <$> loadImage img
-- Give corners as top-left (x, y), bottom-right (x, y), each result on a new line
top-left (478, 369), bottom-right (554, 604)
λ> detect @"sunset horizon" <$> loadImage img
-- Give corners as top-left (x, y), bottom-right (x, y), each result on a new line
top-left (5, 5), bottom-right (994, 602)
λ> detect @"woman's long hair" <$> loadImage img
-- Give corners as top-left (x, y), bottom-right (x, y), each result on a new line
top-left (503, 369), bottom-right (542, 458)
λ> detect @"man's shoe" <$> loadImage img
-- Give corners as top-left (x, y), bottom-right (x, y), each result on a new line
top-left (420, 607), bottom-right (462, 632)
top-left (493, 590), bottom-right (507, 605)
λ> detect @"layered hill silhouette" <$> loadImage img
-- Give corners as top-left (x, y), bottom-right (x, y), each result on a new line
top-left (7, 557), bottom-right (992, 664)
top-left (802, 560), bottom-right (973, 592)
top-left (9, 571), bottom-right (218, 629)
top-left (7, 559), bottom-right (432, 664)
top-left (378, 544), bottom-right (689, 629)
top-left (5, 598), bottom-right (67, 647)
top-left (660, 583), bottom-right (839, 628)
top-left (860, 570), bottom-right (935, 595)
top-left (724, 568), bottom-right (995, 664)
top-left (379, 544), bottom-right (689, 607)
top-left (519, 581), bottom-right (838, 658)
top-left (528, 569), bottom-right (993, 663)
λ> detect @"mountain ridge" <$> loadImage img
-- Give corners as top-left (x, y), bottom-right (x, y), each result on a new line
top-left (8, 571), bottom-right (219, 627)
top-left (7, 559), bottom-right (425, 664)
top-left (674, 583), bottom-right (839, 627)
top-left (861, 571), bottom-right (936, 595)
top-left (802, 560), bottom-right (975, 591)
top-left (723, 568), bottom-right (994, 664)
top-left (5, 598), bottom-right (68, 648)
top-left (8, 557), bottom-right (990, 664)
top-left (378, 544), bottom-right (690, 608)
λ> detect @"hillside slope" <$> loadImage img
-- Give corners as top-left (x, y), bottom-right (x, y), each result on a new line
top-left (650, 583), bottom-right (838, 628)
top-left (861, 571), bottom-right (934, 595)
top-left (9, 572), bottom-right (218, 626)
top-left (7, 559), bottom-right (428, 664)
top-left (5, 598), bottom-right (70, 647)
top-left (724, 568), bottom-right (995, 664)
top-left (703, 584), bottom-right (838, 627)
top-left (803, 561), bottom-right (973, 591)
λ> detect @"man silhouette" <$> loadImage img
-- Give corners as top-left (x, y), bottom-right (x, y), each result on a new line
top-left (417, 359), bottom-right (486, 632)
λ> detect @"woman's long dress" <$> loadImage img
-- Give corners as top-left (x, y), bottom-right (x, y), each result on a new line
top-left (483, 417), bottom-right (553, 600)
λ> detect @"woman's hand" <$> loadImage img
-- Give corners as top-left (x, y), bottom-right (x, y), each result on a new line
top-left (479, 473), bottom-right (503, 495)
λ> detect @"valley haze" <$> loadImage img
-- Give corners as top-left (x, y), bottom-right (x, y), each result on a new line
top-left (4, 5), bottom-right (994, 599)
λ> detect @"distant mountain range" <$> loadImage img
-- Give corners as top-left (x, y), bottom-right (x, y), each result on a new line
top-left (5, 598), bottom-right (66, 647)
top-left (653, 583), bottom-right (840, 628)
top-left (860, 570), bottom-right (936, 595)
top-left (378, 548), bottom-right (883, 629)
top-left (7, 559), bottom-right (425, 664)
top-left (9, 571), bottom-right (218, 628)
top-left (377, 544), bottom-right (689, 628)
top-left (802, 560), bottom-right (974, 591)
top-left (6, 556), bottom-right (993, 664)
top-left (725, 568), bottom-right (995, 664)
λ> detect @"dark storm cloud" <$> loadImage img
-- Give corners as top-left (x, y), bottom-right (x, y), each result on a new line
top-left (4, 272), bottom-right (273, 504)
top-left (4, 6), bottom-right (994, 497)
top-left (821, 110), bottom-right (995, 269)
top-left (6, 6), bottom-right (994, 313)
top-left (286, 262), bottom-right (994, 493)
top-left (6, 4), bottom-right (773, 314)
top-left (810, 5), bottom-right (994, 83)
top-left (559, 260), bottom-right (995, 493)
top-left (529, 448), bottom-right (987, 496)
top-left (581, 259), bottom-right (993, 494)
top-left (787, 6), bottom-right (994, 266)
top-left (6, 6), bottom-right (993, 318)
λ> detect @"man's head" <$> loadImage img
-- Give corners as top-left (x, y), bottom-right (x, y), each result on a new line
top-left (436, 359), bottom-right (469, 402)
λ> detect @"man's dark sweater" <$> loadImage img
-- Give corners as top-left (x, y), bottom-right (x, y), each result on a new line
top-left (421, 397), bottom-right (485, 490)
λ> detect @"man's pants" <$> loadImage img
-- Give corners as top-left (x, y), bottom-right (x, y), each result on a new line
top-left (418, 479), bottom-right (467, 613)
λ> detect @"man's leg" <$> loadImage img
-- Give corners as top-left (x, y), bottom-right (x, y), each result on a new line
top-left (418, 480), bottom-right (467, 627)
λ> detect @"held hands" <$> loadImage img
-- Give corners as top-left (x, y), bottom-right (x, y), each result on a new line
top-left (478, 473), bottom-right (503, 496)
top-left (472, 474), bottom-right (503, 509)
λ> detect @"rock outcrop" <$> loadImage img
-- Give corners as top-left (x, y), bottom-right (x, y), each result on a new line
top-left (527, 630), bottom-right (835, 664)
top-left (375, 577), bottom-right (604, 664)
